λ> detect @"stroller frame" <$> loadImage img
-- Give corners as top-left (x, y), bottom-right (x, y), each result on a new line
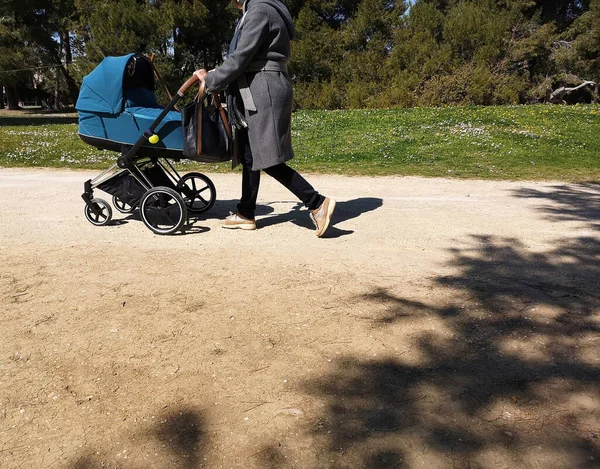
top-left (81, 73), bottom-right (217, 235)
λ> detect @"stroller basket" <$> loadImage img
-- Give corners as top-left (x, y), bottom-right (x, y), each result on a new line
top-left (98, 164), bottom-right (175, 207)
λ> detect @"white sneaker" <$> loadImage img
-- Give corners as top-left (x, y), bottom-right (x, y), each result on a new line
top-left (309, 198), bottom-right (336, 237)
top-left (221, 211), bottom-right (256, 230)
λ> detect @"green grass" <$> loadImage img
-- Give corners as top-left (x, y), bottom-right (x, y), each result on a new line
top-left (1, 104), bottom-right (599, 180)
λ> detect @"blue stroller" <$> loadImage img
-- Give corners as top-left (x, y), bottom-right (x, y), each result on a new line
top-left (77, 53), bottom-right (217, 235)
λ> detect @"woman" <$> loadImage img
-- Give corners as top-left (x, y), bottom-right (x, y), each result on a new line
top-left (194, 0), bottom-right (335, 237)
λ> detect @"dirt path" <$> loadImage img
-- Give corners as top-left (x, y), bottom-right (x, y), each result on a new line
top-left (1, 168), bottom-right (599, 469)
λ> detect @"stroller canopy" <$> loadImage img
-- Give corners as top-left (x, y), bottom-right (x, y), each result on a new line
top-left (76, 53), bottom-right (155, 115)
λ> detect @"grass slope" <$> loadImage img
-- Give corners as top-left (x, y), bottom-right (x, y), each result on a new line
top-left (1, 105), bottom-right (598, 180)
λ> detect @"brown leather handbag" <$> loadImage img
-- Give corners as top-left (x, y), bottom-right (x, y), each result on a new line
top-left (182, 81), bottom-right (233, 163)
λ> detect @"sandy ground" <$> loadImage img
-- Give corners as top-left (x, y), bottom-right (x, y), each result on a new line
top-left (0, 168), bottom-right (599, 469)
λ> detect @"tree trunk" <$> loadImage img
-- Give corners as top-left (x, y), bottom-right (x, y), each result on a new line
top-left (54, 68), bottom-right (60, 110)
top-left (58, 30), bottom-right (78, 105)
top-left (5, 84), bottom-right (21, 110)
top-left (61, 30), bottom-right (72, 64)
top-left (59, 65), bottom-right (80, 104)
top-left (0, 86), bottom-right (4, 109)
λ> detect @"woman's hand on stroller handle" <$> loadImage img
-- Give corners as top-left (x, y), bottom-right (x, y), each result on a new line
top-left (177, 69), bottom-right (210, 96)
top-left (178, 71), bottom-right (205, 96)
top-left (194, 69), bottom-right (208, 82)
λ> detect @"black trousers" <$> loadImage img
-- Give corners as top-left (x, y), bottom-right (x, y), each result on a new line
top-left (236, 129), bottom-right (324, 219)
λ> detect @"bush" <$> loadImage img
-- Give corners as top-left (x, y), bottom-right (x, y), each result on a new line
top-left (294, 81), bottom-right (344, 110)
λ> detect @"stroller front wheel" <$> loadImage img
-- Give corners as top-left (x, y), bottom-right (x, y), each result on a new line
top-left (84, 198), bottom-right (113, 226)
top-left (139, 186), bottom-right (188, 235)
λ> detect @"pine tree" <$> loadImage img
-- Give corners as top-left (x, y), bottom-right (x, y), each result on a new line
top-left (0, 12), bottom-right (32, 109)
top-left (567, 0), bottom-right (600, 82)
top-left (0, 0), bottom-right (79, 108)
top-left (75, 0), bottom-right (169, 61)
top-left (166, 0), bottom-right (236, 73)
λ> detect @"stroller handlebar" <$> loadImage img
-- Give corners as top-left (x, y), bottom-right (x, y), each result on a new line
top-left (178, 75), bottom-right (200, 96)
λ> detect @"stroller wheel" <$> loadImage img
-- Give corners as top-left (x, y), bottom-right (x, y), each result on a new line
top-left (84, 198), bottom-right (113, 226)
top-left (177, 172), bottom-right (216, 214)
top-left (112, 195), bottom-right (136, 214)
top-left (140, 186), bottom-right (188, 235)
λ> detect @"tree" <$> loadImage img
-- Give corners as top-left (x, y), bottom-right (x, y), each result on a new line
top-left (444, 1), bottom-right (509, 63)
top-left (340, 0), bottom-right (405, 107)
top-left (0, 0), bottom-right (80, 108)
top-left (1, 0), bottom-right (598, 110)
top-left (567, 0), bottom-right (600, 81)
top-left (74, 0), bottom-right (236, 100)
top-left (0, 9), bottom-right (32, 109)
top-left (292, 0), bottom-right (407, 108)
top-left (386, 1), bottom-right (451, 106)
top-left (166, 0), bottom-right (236, 73)
top-left (530, 0), bottom-right (591, 28)
top-left (75, 0), bottom-right (168, 61)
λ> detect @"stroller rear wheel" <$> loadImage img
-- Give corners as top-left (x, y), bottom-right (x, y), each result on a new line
top-left (112, 195), bottom-right (136, 214)
top-left (84, 198), bottom-right (113, 226)
top-left (140, 186), bottom-right (187, 235)
top-left (177, 172), bottom-right (216, 214)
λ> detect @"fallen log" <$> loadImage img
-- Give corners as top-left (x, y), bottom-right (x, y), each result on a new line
top-left (549, 81), bottom-right (597, 104)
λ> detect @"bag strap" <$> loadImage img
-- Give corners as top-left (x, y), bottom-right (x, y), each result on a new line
top-left (196, 81), bottom-right (206, 156)
top-left (213, 94), bottom-right (234, 156)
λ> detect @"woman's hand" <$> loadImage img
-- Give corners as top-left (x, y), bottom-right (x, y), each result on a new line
top-left (194, 69), bottom-right (208, 83)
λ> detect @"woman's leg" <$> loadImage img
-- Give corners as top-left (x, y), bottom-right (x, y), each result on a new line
top-left (236, 130), bottom-right (261, 220)
top-left (264, 163), bottom-right (325, 210)
top-left (265, 163), bottom-right (335, 237)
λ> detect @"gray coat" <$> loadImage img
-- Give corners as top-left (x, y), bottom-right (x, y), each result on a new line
top-left (204, 0), bottom-right (296, 171)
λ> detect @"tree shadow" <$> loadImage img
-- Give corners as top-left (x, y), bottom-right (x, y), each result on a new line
top-left (302, 232), bottom-right (600, 468)
top-left (71, 455), bottom-right (102, 469)
top-left (253, 445), bottom-right (288, 469)
top-left (147, 407), bottom-right (207, 468)
top-left (67, 406), bottom-right (207, 469)
top-left (513, 184), bottom-right (600, 229)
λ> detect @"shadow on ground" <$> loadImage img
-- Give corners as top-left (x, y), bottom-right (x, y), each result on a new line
top-left (293, 189), bottom-right (600, 468)
top-left (513, 183), bottom-right (600, 229)
top-left (66, 187), bottom-right (599, 468)
top-left (209, 199), bottom-right (276, 220)
top-left (105, 196), bottom-right (382, 237)
top-left (256, 197), bottom-right (383, 237)
top-left (69, 407), bottom-right (207, 469)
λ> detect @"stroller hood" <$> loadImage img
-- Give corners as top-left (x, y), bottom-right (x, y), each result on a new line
top-left (76, 53), bottom-right (136, 115)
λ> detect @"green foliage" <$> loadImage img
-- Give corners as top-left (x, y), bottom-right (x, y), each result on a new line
top-left (566, 0), bottom-right (600, 80)
top-left (444, 1), bottom-right (508, 62)
top-left (1, 0), bottom-right (598, 109)
top-left (0, 15), bottom-right (33, 82)
top-left (75, 0), bottom-right (168, 61)
top-left (0, 0), bottom-right (80, 108)
top-left (290, 7), bottom-right (342, 83)
top-left (72, 0), bottom-right (237, 98)
top-left (290, 0), bottom-right (599, 108)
